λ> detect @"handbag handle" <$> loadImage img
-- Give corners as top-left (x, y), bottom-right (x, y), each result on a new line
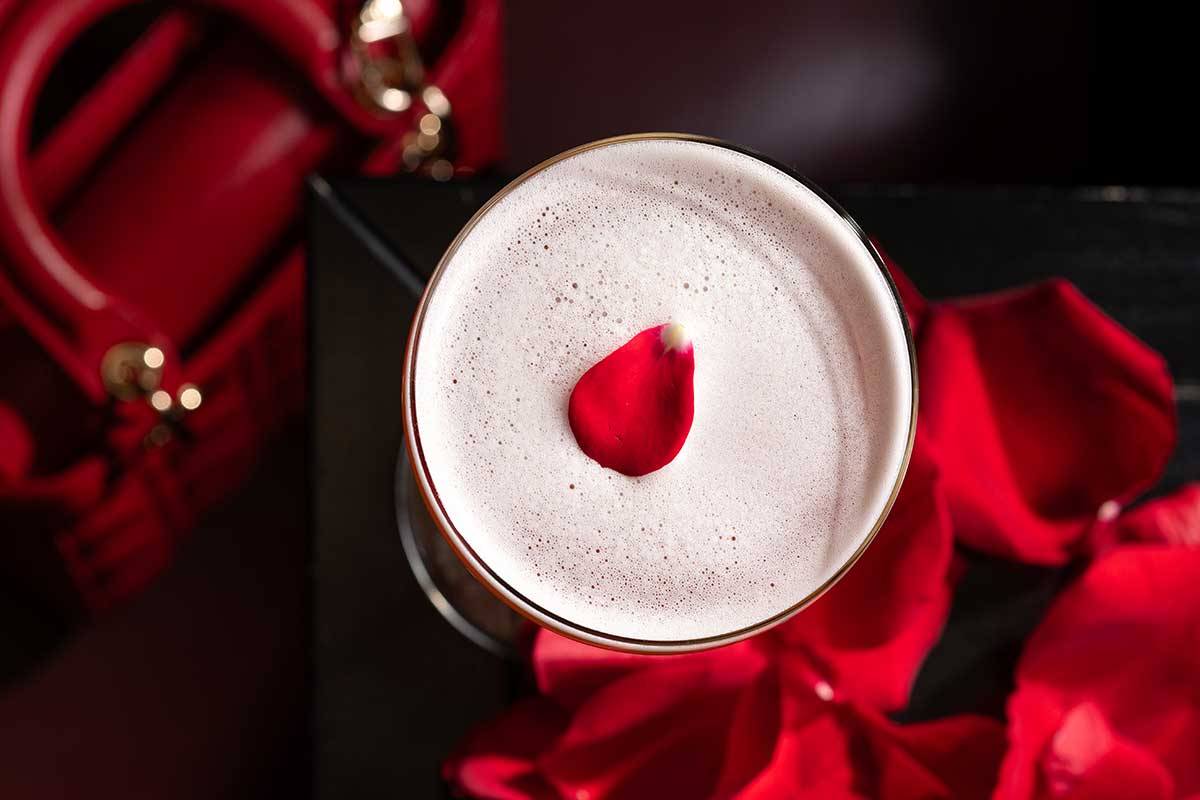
top-left (0, 0), bottom-right (406, 407)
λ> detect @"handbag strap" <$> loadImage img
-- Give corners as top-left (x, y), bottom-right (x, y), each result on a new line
top-left (0, 0), bottom-right (409, 410)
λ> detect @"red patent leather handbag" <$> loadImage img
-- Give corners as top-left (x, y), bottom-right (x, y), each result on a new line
top-left (0, 0), bottom-right (502, 613)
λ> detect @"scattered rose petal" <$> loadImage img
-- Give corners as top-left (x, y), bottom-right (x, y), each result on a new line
top-left (1113, 483), bottom-right (1200, 548)
top-left (448, 646), bottom-right (1005, 800)
top-left (996, 547), bottom-right (1200, 799)
top-left (1037, 701), bottom-right (1174, 800)
top-left (710, 662), bottom-right (786, 797)
top-left (917, 279), bottom-right (1176, 564)
top-left (443, 698), bottom-right (568, 800)
top-left (533, 630), bottom-right (742, 710)
top-left (847, 702), bottom-right (1006, 800)
top-left (568, 322), bottom-right (695, 476)
top-left (539, 643), bottom-right (770, 799)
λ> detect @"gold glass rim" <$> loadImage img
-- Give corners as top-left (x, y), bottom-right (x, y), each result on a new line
top-left (401, 133), bottom-right (919, 654)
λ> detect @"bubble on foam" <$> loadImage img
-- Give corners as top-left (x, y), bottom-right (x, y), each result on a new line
top-left (412, 138), bottom-right (912, 642)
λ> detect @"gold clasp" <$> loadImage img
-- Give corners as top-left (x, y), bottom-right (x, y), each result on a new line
top-left (351, 0), bottom-right (425, 113)
top-left (350, 0), bottom-right (456, 180)
top-left (100, 342), bottom-right (203, 446)
top-left (100, 342), bottom-right (164, 400)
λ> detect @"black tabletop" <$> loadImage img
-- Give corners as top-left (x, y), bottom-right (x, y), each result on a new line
top-left (309, 177), bottom-right (1200, 799)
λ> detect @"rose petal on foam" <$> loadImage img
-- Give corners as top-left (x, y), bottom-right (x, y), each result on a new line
top-left (443, 698), bottom-right (568, 800)
top-left (919, 279), bottom-right (1176, 564)
top-left (996, 547), bottom-right (1200, 799)
top-left (773, 428), bottom-right (954, 711)
top-left (568, 322), bottom-right (695, 477)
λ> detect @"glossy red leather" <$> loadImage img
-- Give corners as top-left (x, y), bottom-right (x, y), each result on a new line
top-left (58, 32), bottom-right (340, 347)
top-left (0, 0), bottom-right (503, 612)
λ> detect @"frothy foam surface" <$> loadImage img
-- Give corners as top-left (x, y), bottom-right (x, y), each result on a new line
top-left (410, 138), bottom-right (913, 644)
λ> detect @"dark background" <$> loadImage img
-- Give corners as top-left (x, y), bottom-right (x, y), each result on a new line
top-left (502, 2), bottom-right (1188, 185)
top-left (31, 1), bottom-right (1195, 185)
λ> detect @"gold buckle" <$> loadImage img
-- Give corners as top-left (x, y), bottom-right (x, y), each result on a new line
top-left (350, 0), bottom-right (456, 180)
top-left (101, 342), bottom-right (203, 446)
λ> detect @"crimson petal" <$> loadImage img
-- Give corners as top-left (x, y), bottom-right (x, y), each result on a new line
top-left (443, 698), bottom-right (568, 800)
top-left (996, 547), bottom-right (1200, 799)
top-left (538, 643), bottom-right (769, 799)
top-left (532, 631), bottom-right (761, 710)
top-left (849, 705), bottom-right (1007, 800)
top-left (1115, 483), bottom-right (1200, 547)
top-left (732, 685), bottom-right (1005, 800)
top-left (919, 280), bottom-right (1175, 564)
top-left (568, 323), bottom-right (695, 477)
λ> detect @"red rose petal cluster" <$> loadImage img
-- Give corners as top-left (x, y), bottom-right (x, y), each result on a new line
top-left (442, 255), bottom-right (1194, 800)
top-left (446, 651), bottom-right (1006, 800)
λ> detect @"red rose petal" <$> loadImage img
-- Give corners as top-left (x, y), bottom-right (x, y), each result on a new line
top-left (730, 683), bottom-right (1005, 800)
top-left (919, 280), bottom-right (1176, 564)
top-left (731, 693), bottom-right (857, 800)
top-left (773, 428), bottom-right (954, 711)
top-left (997, 547), bottom-right (1200, 799)
top-left (533, 630), bottom-right (741, 709)
top-left (1041, 702), bottom-right (1116, 794)
top-left (443, 698), bottom-right (568, 800)
top-left (1038, 702), bottom-right (1175, 800)
top-left (1114, 483), bottom-right (1200, 548)
top-left (450, 640), bottom-right (1006, 800)
top-left (851, 705), bottom-right (1007, 800)
top-left (710, 664), bottom-right (784, 798)
top-left (532, 631), bottom-right (649, 709)
top-left (538, 644), bottom-right (769, 799)
top-left (568, 323), bottom-right (695, 476)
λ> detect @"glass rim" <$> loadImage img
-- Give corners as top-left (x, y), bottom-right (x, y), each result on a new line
top-left (401, 132), bottom-right (919, 654)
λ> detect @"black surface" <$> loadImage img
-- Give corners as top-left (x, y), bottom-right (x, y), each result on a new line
top-left (310, 176), bottom-right (1200, 797)
top-left (309, 176), bottom-right (514, 800)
